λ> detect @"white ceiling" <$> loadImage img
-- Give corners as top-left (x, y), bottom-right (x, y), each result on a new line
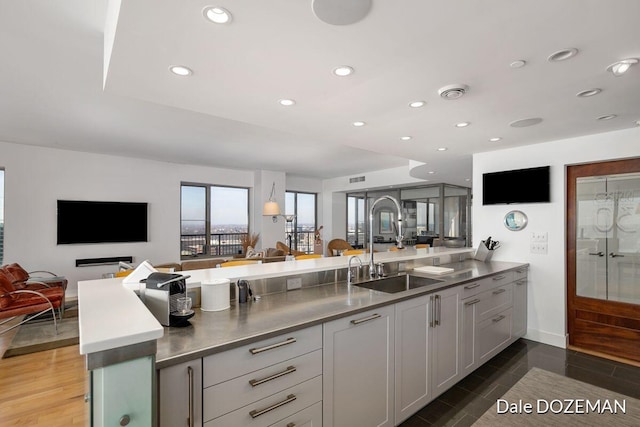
top-left (1, 1), bottom-right (639, 184)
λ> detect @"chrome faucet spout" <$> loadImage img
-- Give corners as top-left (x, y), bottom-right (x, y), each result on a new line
top-left (368, 195), bottom-right (404, 279)
top-left (347, 255), bottom-right (363, 286)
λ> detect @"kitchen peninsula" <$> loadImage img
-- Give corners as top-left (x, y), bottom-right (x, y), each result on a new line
top-left (78, 247), bottom-right (528, 427)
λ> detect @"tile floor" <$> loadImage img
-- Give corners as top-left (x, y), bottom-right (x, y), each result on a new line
top-left (399, 339), bottom-right (640, 426)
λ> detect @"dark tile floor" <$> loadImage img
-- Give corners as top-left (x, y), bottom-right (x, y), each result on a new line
top-left (400, 339), bottom-right (640, 426)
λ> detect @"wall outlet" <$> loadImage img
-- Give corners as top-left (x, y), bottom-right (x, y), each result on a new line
top-left (530, 242), bottom-right (548, 254)
top-left (286, 277), bottom-right (302, 290)
top-left (531, 231), bottom-right (548, 242)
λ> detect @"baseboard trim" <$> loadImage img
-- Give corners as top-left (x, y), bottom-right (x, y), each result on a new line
top-left (523, 328), bottom-right (567, 348)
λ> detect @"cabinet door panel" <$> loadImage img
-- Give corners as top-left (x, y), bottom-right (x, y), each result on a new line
top-left (431, 286), bottom-right (461, 397)
top-left (478, 308), bottom-right (513, 363)
top-left (159, 358), bottom-right (203, 427)
top-left (513, 278), bottom-right (528, 338)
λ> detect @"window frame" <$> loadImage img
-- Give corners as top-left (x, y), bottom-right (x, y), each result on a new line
top-left (285, 190), bottom-right (317, 253)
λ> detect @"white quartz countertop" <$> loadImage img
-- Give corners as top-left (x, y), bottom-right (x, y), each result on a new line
top-left (78, 278), bottom-right (164, 355)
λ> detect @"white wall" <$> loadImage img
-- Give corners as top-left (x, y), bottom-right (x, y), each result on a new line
top-left (0, 141), bottom-right (323, 296)
top-left (473, 127), bottom-right (640, 348)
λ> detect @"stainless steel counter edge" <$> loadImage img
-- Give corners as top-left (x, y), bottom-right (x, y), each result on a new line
top-left (155, 260), bottom-right (528, 369)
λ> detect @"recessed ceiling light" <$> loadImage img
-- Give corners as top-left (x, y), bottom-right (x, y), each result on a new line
top-left (547, 48), bottom-right (579, 62)
top-left (510, 60), bottom-right (527, 68)
top-left (576, 88), bottom-right (602, 98)
top-left (455, 122), bottom-right (470, 128)
top-left (437, 147), bottom-right (447, 151)
top-left (509, 117), bottom-right (543, 128)
top-left (333, 66), bottom-right (354, 77)
top-left (409, 101), bottom-right (425, 108)
top-left (203, 6), bottom-right (232, 24)
top-left (400, 136), bottom-right (412, 141)
top-left (438, 84), bottom-right (469, 100)
top-left (278, 99), bottom-right (296, 106)
top-left (465, 178), bottom-right (471, 182)
top-left (489, 137), bottom-right (502, 142)
top-left (352, 121), bottom-right (366, 127)
top-left (606, 58), bottom-right (638, 76)
top-left (428, 171), bottom-right (436, 175)
top-left (597, 114), bottom-right (617, 121)
top-left (169, 65), bottom-right (193, 76)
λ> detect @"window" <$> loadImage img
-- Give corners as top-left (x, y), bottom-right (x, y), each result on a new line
top-left (347, 195), bottom-right (365, 247)
top-left (285, 191), bottom-right (317, 253)
top-left (0, 169), bottom-right (3, 264)
top-left (180, 183), bottom-right (249, 258)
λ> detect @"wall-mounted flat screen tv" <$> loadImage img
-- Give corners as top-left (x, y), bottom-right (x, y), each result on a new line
top-left (57, 200), bottom-right (148, 244)
top-left (482, 166), bottom-right (550, 205)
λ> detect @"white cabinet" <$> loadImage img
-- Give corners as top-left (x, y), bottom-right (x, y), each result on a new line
top-left (323, 305), bottom-right (395, 427)
top-left (429, 285), bottom-right (462, 398)
top-left (394, 296), bottom-right (431, 424)
top-left (158, 358), bottom-right (203, 427)
top-left (512, 268), bottom-right (528, 338)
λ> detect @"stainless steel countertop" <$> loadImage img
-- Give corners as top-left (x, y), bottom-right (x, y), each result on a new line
top-left (155, 259), bottom-right (528, 369)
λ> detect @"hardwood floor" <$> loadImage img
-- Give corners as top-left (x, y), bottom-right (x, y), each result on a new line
top-left (0, 318), bottom-right (87, 426)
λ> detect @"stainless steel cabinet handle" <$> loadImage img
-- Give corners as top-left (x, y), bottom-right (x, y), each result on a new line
top-left (609, 253), bottom-right (625, 258)
top-left (429, 295), bottom-right (435, 327)
top-left (435, 294), bottom-right (441, 326)
top-left (249, 394), bottom-right (297, 418)
top-left (351, 313), bottom-right (381, 325)
top-left (250, 337), bottom-right (297, 354)
top-left (516, 280), bottom-right (526, 286)
top-left (589, 252), bottom-right (604, 257)
top-left (187, 366), bottom-right (194, 427)
top-left (492, 315), bottom-right (506, 323)
top-left (492, 275), bottom-right (506, 281)
top-left (492, 288), bottom-right (506, 295)
top-left (287, 423), bottom-right (296, 427)
top-left (464, 283), bottom-right (480, 290)
top-left (249, 366), bottom-right (297, 387)
top-left (464, 298), bottom-right (481, 306)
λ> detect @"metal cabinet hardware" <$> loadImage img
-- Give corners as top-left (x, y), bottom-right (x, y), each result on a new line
top-left (250, 337), bottom-right (297, 354)
top-left (492, 275), bottom-right (506, 281)
top-left (516, 280), bottom-right (526, 286)
top-left (249, 366), bottom-right (297, 387)
top-left (119, 415), bottom-right (130, 426)
top-left (589, 252), bottom-right (604, 257)
top-left (249, 394), bottom-right (297, 418)
top-left (609, 253), bottom-right (625, 258)
top-left (492, 315), bottom-right (506, 323)
top-left (464, 283), bottom-right (480, 290)
top-left (492, 288), bottom-right (506, 295)
top-left (287, 423), bottom-right (296, 427)
top-left (429, 295), bottom-right (435, 328)
top-left (435, 294), bottom-right (441, 326)
top-left (351, 313), bottom-right (381, 325)
top-left (464, 298), bottom-right (481, 306)
top-left (187, 366), bottom-right (194, 427)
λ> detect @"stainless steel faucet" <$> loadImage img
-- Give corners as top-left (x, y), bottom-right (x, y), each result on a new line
top-left (347, 255), bottom-right (363, 286)
top-left (368, 195), bottom-right (404, 279)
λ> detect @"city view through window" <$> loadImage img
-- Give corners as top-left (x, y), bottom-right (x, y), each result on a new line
top-left (285, 191), bottom-right (317, 253)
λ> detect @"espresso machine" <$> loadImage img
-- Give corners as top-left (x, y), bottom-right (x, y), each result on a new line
top-left (141, 272), bottom-right (192, 326)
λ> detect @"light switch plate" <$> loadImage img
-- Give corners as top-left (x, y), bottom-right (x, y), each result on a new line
top-left (530, 242), bottom-right (548, 254)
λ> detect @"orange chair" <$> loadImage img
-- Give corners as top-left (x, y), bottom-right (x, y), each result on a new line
top-left (415, 244), bottom-right (430, 249)
top-left (341, 249), bottom-right (364, 256)
top-left (389, 246), bottom-right (406, 252)
top-left (115, 270), bottom-right (133, 278)
top-left (295, 254), bottom-right (322, 260)
top-left (5, 262), bottom-right (68, 291)
top-left (218, 260), bottom-right (262, 267)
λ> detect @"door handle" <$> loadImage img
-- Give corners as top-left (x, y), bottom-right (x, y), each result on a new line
top-left (609, 253), bottom-right (625, 258)
top-left (588, 252), bottom-right (604, 257)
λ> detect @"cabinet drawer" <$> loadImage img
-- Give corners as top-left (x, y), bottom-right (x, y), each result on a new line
top-left (459, 280), bottom-right (487, 299)
top-left (513, 267), bottom-right (528, 282)
top-left (204, 325), bottom-right (322, 387)
top-left (204, 350), bottom-right (322, 421)
top-left (478, 308), bottom-right (513, 363)
top-left (268, 401), bottom-right (322, 427)
top-left (204, 376), bottom-right (322, 427)
top-left (475, 284), bottom-right (513, 322)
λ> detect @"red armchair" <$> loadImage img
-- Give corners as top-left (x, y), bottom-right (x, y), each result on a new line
top-left (4, 262), bottom-right (68, 291)
top-left (0, 268), bottom-right (64, 335)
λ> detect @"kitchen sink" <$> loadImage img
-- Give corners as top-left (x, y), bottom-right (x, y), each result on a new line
top-left (353, 274), bottom-right (444, 294)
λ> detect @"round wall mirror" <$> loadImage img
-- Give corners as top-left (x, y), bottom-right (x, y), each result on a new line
top-left (504, 210), bottom-right (528, 231)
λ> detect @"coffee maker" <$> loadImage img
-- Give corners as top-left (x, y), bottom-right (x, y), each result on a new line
top-left (141, 272), bottom-right (192, 326)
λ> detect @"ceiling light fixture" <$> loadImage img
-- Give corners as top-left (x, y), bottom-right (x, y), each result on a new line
top-left (352, 121), bottom-right (366, 127)
top-left (510, 60), bottom-right (527, 68)
top-left (333, 66), bottom-right (354, 77)
top-left (409, 101), bottom-right (425, 108)
top-left (606, 58), bottom-right (638, 76)
top-left (547, 48), bottom-right (579, 62)
top-left (428, 171), bottom-right (436, 175)
top-left (438, 84), bottom-right (469, 100)
top-left (509, 117), bottom-right (543, 128)
top-left (597, 114), bottom-right (617, 121)
top-left (455, 122), bottom-right (470, 128)
top-left (169, 65), bottom-right (193, 76)
top-left (278, 99), bottom-right (296, 106)
top-left (489, 137), bottom-right (502, 142)
top-left (203, 6), bottom-right (232, 24)
top-left (400, 136), bottom-right (412, 141)
top-left (576, 88), bottom-right (602, 98)
top-left (437, 147), bottom-right (447, 151)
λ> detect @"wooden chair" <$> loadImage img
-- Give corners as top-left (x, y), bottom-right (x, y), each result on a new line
top-left (218, 260), bottom-right (262, 267)
top-left (415, 244), bottom-right (430, 249)
top-left (295, 254), bottom-right (322, 260)
top-left (327, 239), bottom-right (354, 256)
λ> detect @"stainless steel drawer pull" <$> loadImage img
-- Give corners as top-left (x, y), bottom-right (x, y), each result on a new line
top-left (187, 366), bottom-right (194, 427)
top-left (492, 315), bottom-right (506, 323)
top-left (249, 366), bottom-right (297, 387)
top-left (516, 280), bottom-right (526, 286)
top-left (464, 298), bottom-right (481, 306)
top-left (464, 283), bottom-right (480, 290)
top-left (287, 423), bottom-right (296, 427)
top-left (249, 394), bottom-right (297, 418)
top-left (249, 337), bottom-right (297, 355)
top-left (492, 288), bottom-right (506, 295)
top-left (351, 313), bottom-right (381, 325)
top-left (492, 275), bottom-right (506, 281)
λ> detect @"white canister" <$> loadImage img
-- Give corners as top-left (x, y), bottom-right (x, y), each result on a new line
top-left (200, 278), bottom-right (231, 311)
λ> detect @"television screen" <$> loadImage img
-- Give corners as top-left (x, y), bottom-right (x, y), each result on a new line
top-left (482, 166), bottom-right (550, 205)
top-left (57, 200), bottom-right (148, 244)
